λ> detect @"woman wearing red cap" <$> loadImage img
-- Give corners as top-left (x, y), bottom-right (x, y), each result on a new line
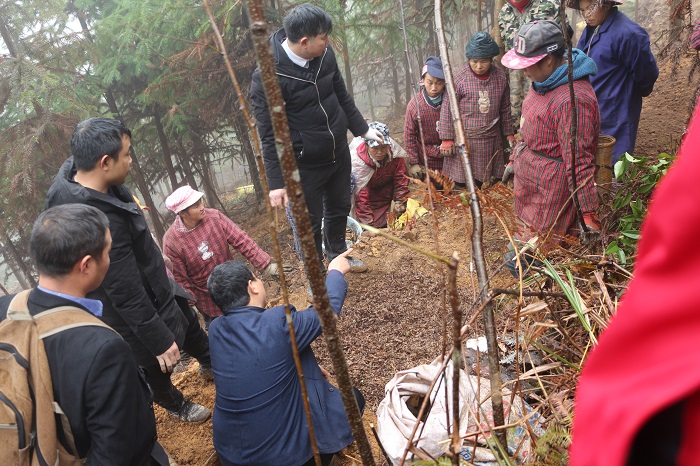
top-left (501, 20), bottom-right (600, 276)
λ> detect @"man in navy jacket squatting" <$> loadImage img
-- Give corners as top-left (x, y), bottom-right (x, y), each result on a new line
top-left (207, 249), bottom-right (365, 466)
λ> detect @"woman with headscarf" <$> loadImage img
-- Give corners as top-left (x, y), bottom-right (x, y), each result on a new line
top-left (439, 32), bottom-right (515, 188)
top-left (350, 121), bottom-right (409, 228)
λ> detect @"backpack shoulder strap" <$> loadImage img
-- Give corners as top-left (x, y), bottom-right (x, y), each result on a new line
top-left (34, 306), bottom-right (118, 339)
top-left (7, 289), bottom-right (33, 320)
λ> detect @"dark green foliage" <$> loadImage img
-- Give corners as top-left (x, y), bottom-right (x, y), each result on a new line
top-left (605, 152), bottom-right (675, 266)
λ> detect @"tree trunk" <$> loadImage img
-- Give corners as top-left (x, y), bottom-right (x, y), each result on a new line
top-left (368, 76), bottom-right (377, 120)
top-left (0, 229), bottom-right (35, 288)
top-left (175, 139), bottom-right (200, 189)
top-left (493, 0), bottom-right (505, 47)
top-left (190, 133), bottom-right (220, 208)
top-left (153, 110), bottom-right (179, 191)
top-left (478, 0), bottom-right (483, 31)
top-left (235, 118), bottom-right (263, 201)
top-left (435, 0), bottom-right (507, 452)
top-left (391, 47), bottom-right (402, 108)
top-left (0, 254), bottom-right (31, 289)
top-left (404, 56), bottom-right (412, 103)
top-left (338, 0), bottom-right (354, 98)
top-left (0, 18), bottom-right (18, 57)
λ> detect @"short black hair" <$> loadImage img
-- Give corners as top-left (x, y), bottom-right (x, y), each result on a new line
top-left (31, 204), bottom-right (110, 277)
top-left (208, 261), bottom-right (255, 310)
top-left (71, 117), bottom-right (132, 171)
top-left (283, 3), bottom-right (333, 43)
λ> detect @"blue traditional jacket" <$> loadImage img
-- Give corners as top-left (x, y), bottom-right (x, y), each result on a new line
top-left (578, 8), bottom-right (658, 162)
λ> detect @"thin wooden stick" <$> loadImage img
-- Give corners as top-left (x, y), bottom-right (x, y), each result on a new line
top-left (397, 0), bottom-right (449, 357)
top-left (202, 2), bottom-right (322, 464)
top-left (560, 5), bottom-right (587, 232)
top-left (434, 0), bottom-right (506, 451)
top-left (593, 270), bottom-right (615, 316)
top-left (447, 253), bottom-right (462, 464)
top-left (242, 3), bottom-right (375, 464)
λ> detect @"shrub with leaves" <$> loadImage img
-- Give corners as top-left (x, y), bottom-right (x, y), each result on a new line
top-left (605, 152), bottom-right (675, 266)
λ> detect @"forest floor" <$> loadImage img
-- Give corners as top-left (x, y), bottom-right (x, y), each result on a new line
top-left (154, 50), bottom-right (700, 465)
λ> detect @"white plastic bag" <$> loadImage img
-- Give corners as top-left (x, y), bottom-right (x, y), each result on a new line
top-left (376, 358), bottom-right (545, 465)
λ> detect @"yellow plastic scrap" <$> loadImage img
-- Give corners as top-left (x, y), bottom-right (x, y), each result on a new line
top-left (392, 198), bottom-right (429, 229)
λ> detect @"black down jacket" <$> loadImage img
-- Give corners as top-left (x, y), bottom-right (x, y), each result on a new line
top-left (45, 158), bottom-right (188, 366)
top-left (250, 28), bottom-right (369, 190)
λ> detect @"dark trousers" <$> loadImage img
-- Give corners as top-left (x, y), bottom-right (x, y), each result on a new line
top-left (144, 303), bottom-right (211, 412)
top-left (299, 146), bottom-right (352, 269)
top-left (300, 387), bottom-right (366, 466)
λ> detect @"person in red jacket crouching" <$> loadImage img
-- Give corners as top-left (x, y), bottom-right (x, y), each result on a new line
top-left (350, 121), bottom-right (410, 228)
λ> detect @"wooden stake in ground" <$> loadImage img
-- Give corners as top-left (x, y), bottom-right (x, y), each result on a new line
top-left (434, 0), bottom-right (507, 453)
top-left (202, 1), bottom-right (323, 464)
top-left (243, 2), bottom-right (376, 465)
top-left (560, 4), bottom-right (587, 234)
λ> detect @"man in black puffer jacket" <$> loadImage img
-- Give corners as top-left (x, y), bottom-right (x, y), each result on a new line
top-left (250, 3), bottom-right (382, 273)
top-left (45, 117), bottom-right (211, 423)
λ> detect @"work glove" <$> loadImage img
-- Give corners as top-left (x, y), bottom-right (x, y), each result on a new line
top-left (502, 163), bottom-right (514, 184)
top-left (580, 212), bottom-right (601, 246)
top-left (263, 262), bottom-right (293, 278)
top-left (439, 140), bottom-right (454, 157)
top-left (362, 128), bottom-right (385, 145)
top-left (394, 200), bottom-right (407, 214)
top-left (407, 164), bottom-right (423, 178)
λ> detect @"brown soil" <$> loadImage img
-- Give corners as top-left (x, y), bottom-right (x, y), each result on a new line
top-left (156, 48), bottom-right (699, 465)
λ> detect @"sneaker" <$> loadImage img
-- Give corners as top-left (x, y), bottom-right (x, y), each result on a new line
top-left (167, 399), bottom-right (211, 423)
top-left (347, 256), bottom-right (368, 273)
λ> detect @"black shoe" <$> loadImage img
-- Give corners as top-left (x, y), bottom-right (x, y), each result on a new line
top-left (167, 399), bottom-right (211, 423)
top-left (347, 256), bottom-right (368, 273)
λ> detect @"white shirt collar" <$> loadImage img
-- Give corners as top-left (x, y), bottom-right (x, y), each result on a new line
top-left (282, 38), bottom-right (309, 68)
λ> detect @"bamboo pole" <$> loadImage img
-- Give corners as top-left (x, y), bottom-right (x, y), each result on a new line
top-left (242, 2), bottom-right (376, 464)
top-left (560, 5), bottom-right (587, 233)
top-left (202, 1), bottom-right (321, 464)
top-left (434, 0), bottom-right (507, 452)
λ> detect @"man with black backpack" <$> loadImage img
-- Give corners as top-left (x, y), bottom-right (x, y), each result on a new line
top-left (0, 204), bottom-right (169, 465)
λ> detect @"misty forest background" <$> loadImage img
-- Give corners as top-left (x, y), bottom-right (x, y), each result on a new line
top-left (0, 0), bottom-right (691, 290)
